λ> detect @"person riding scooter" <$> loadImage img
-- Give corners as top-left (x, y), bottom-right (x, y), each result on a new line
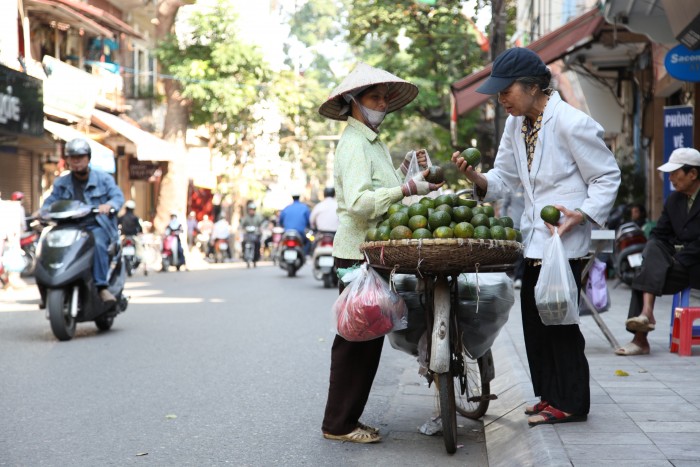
top-left (280, 192), bottom-right (311, 255)
top-left (310, 187), bottom-right (339, 235)
top-left (210, 214), bottom-right (232, 261)
top-left (119, 200), bottom-right (144, 275)
top-left (240, 202), bottom-right (265, 262)
top-left (41, 137), bottom-right (124, 305)
top-left (163, 211), bottom-right (186, 269)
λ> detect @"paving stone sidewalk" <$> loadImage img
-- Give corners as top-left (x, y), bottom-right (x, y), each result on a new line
top-left (484, 280), bottom-right (700, 466)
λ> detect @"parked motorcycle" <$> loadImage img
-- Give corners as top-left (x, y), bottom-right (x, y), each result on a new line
top-left (121, 235), bottom-right (142, 276)
top-left (34, 200), bottom-right (128, 341)
top-left (162, 229), bottom-right (185, 272)
top-left (242, 225), bottom-right (260, 268)
top-left (277, 229), bottom-right (305, 277)
top-left (312, 231), bottom-right (337, 288)
top-left (613, 222), bottom-right (647, 286)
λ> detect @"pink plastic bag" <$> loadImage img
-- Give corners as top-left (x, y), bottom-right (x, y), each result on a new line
top-left (332, 264), bottom-right (408, 341)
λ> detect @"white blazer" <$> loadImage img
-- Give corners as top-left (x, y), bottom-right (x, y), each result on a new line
top-left (483, 91), bottom-right (621, 259)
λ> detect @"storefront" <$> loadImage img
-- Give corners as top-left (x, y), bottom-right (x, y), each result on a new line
top-left (0, 63), bottom-right (50, 212)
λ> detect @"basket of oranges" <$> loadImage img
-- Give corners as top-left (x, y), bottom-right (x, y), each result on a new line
top-left (360, 194), bottom-right (523, 275)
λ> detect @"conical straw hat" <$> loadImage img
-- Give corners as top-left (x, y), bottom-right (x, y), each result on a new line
top-left (318, 62), bottom-right (418, 121)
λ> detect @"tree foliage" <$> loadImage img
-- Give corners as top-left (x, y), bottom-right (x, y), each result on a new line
top-left (156, 0), bottom-right (271, 164)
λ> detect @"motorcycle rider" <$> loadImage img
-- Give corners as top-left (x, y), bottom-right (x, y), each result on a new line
top-left (164, 211), bottom-right (186, 266)
top-left (240, 202), bottom-right (265, 262)
top-left (280, 192), bottom-right (311, 255)
top-left (41, 137), bottom-right (124, 305)
top-left (210, 214), bottom-right (232, 260)
top-left (197, 214), bottom-right (214, 256)
top-left (310, 187), bottom-right (339, 235)
top-left (119, 200), bottom-right (143, 262)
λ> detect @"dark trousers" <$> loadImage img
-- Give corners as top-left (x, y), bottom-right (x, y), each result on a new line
top-left (626, 239), bottom-right (689, 332)
top-left (322, 257), bottom-right (384, 436)
top-left (522, 259), bottom-right (590, 415)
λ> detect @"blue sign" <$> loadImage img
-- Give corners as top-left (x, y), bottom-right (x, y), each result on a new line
top-left (663, 105), bottom-right (694, 199)
top-left (664, 45), bottom-right (700, 82)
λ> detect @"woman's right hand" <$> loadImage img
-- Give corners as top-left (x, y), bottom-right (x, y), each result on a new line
top-left (452, 151), bottom-right (488, 191)
top-left (401, 169), bottom-right (444, 196)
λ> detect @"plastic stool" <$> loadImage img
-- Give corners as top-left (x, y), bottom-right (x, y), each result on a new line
top-left (670, 307), bottom-right (700, 356)
top-left (669, 288), bottom-right (692, 346)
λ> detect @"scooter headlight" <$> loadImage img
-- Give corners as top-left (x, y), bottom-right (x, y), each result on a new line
top-left (46, 229), bottom-right (81, 248)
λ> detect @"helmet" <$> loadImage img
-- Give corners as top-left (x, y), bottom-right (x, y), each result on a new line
top-left (170, 210), bottom-right (178, 217)
top-left (125, 200), bottom-right (136, 210)
top-left (65, 138), bottom-right (92, 158)
top-left (290, 191), bottom-right (301, 199)
top-left (11, 191), bottom-right (24, 201)
top-left (323, 187), bottom-right (335, 198)
top-left (247, 202), bottom-right (257, 210)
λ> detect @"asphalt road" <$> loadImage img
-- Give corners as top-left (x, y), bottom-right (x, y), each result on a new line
top-left (0, 261), bottom-right (487, 466)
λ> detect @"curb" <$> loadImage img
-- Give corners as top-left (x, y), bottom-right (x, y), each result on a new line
top-left (483, 323), bottom-right (571, 467)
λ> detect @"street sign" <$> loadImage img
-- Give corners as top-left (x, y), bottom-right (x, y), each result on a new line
top-left (663, 105), bottom-right (694, 199)
top-left (664, 44), bottom-right (700, 82)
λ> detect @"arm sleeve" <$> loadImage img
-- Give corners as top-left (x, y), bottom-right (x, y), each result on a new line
top-left (105, 176), bottom-right (125, 210)
top-left (336, 139), bottom-right (403, 219)
top-left (564, 117), bottom-right (621, 226)
top-left (483, 122), bottom-right (521, 201)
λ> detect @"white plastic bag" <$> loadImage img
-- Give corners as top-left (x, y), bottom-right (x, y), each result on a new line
top-left (403, 150), bottom-right (442, 205)
top-left (2, 245), bottom-right (25, 273)
top-left (534, 229), bottom-right (580, 325)
top-left (331, 264), bottom-right (408, 341)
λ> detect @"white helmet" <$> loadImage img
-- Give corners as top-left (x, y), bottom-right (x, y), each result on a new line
top-left (125, 200), bottom-right (136, 210)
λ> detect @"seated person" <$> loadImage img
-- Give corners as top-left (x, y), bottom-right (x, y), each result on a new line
top-left (616, 148), bottom-right (700, 356)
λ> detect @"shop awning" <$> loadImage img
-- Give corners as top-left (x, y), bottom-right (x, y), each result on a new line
top-left (24, 0), bottom-right (114, 38)
top-left (92, 109), bottom-right (183, 162)
top-left (451, 8), bottom-right (605, 116)
top-left (44, 120), bottom-right (116, 173)
top-left (51, 0), bottom-right (145, 39)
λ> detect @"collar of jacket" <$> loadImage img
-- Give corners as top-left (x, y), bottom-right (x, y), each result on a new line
top-left (347, 116), bottom-right (378, 142)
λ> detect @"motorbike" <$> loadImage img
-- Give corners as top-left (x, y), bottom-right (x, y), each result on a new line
top-left (212, 237), bottom-right (230, 263)
top-left (121, 235), bottom-right (142, 276)
top-left (312, 231), bottom-right (337, 288)
top-left (19, 224), bottom-right (40, 277)
top-left (269, 226), bottom-right (284, 264)
top-left (162, 228), bottom-right (185, 272)
top-left (242, 225), bottom-right (260, 268)
top-left (34, 200), bottom-right (128, 341)
top-left (277, 229), bottom-right (305, 277)
top-left (613, 222), bottom-right (647, 286)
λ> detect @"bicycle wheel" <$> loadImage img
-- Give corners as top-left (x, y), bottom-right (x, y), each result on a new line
top-left (435, 371), bottom-right (457, 454)
top-left (455, 348), bottom-right (492, 419)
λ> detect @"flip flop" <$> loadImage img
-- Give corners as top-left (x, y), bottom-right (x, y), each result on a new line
top-left (528, 406), bottom-right (587, 427)
top-left (625, 316), bottom-right (656, 333)
top-left (357, 422), bottom-right (379, 434)
top-left (524, 400), bottom-right (549, 415)
top-left (614, 342), bottom-right (650, 356)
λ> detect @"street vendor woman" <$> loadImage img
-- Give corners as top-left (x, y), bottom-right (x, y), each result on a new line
top-left (453, 48), bottom-right (620, 426)
top-left (317, 62), bottom-right (443, 443)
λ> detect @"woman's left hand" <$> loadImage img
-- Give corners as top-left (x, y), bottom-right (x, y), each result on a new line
top-left (545, 204), bottom-right (585, 236)
top-left (416, 149), bottom-right (428, 168)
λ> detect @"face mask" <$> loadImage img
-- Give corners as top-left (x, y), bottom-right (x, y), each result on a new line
top-left (350, 96), bottom-right (387, 131)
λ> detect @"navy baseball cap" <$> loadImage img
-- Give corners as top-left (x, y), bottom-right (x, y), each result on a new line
top-left (476, 47), bottom-right (548, 95)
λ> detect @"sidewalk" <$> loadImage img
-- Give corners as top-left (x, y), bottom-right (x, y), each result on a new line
top-left (485, 280), bottom-right (700, 466)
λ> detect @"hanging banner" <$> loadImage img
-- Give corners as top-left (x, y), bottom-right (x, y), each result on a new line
top-left (663, 105), bottom-right (694, 199)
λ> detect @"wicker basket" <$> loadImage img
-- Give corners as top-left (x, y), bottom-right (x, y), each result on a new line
top-left (360, 238), bottom-right (523, 275)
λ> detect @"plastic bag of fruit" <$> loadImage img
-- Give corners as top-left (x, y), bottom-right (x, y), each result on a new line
top-left (403, 150), bottom-right (443, 205)
top-left (534, 228), bottom-right (580, 325)
top-left (332, 264), bottom-right (408, 341)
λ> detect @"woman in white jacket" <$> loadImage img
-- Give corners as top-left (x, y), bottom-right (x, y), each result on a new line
top-left (453, 47), bottom-right (620, 426)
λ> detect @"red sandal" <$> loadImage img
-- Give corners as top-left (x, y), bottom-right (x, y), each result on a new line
top-left (528, 406), bottom-right (587, 426)
top-left (524, 400), bottom-right (549, 415)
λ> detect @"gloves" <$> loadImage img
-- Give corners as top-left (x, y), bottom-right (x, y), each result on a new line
top-left (401, 171), bottom-right (442, 196)
top-left (400, 150), bottom-right (428, 175)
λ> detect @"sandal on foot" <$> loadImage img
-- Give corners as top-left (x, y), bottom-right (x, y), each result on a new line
top-left (357, 422), bottom-right (379, 434)
top-left (528, 406), bottom-right (587, 427)
top-left (625, 316), bottom-right (656, 333)
top-left (524, 400), bottom-right (549, 415)
top-left (614, 342), bottom-right (650, 356)
top-left (323, 427), bottom-right (381, 444)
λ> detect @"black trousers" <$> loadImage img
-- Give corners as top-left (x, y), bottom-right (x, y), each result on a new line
top-left (522, 259), bottom-right (590, 415)
top-left (626, 239), bottom-right (689, 332)
top-left (322, 257), bottom-right (384, 436)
